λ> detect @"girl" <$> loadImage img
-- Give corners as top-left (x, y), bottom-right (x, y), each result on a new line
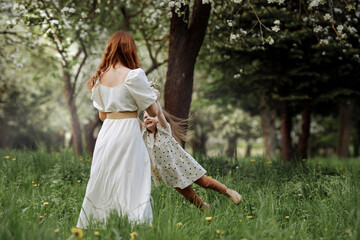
top-left (142, 102), bottom-right (242, 212)
top-left (77, 31), bottom-right (159, 228)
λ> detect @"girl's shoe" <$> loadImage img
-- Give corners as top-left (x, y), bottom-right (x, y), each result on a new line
top-left (201, 202), bottom-right (211, 213)
top-left (225, 189), bottom-right (242, 205)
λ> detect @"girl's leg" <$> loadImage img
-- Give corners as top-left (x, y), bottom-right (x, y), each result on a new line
top-left (175, 186), bottom-right (210, 212)
top-left (195, 175), bottom-right (242, 205)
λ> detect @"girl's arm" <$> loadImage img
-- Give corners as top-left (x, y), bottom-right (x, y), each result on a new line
top-left (156, 101), bottom-right (168, 129)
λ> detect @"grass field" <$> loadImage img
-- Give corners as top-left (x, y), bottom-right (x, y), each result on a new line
top-left (0, 148), bottom-right (359, 240)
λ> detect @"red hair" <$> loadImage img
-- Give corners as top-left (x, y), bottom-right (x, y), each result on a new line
top-left (88, 31), bottom-right (141, 90)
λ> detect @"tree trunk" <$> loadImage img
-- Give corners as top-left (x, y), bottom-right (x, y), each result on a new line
top-left (245, 143), bottom-right (252, 157)
top-left (164, 0), bottom-right (211, 119)
top-left (298, 101), bottom-right (312, 159)
top-left (354, 120), bottom-right (360, 157)
top-left (85, 115), bottom-right (102, 155)
top-left (258, 97), bottom-right (277, 158)
top-left (191, 132), bottom-right (207, 155)
top-left (280, 100), bottom-right (293, 161)
top-left (337, 101), bottom-right (353, 158)
top-left (63, 70), bottom-right (83, 156)
top-left (226, 135), bottom-right (238, 158)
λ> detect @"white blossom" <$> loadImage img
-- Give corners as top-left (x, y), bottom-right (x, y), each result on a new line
top-left (62, 7), bottom-right (69, 12)
top-left (68, 8), bottom-right (76, 13)
top-left (313, 25), bottom-right (323, 33)
top-left (202, 0), bottom-right (212, 4)
top-left (337, 25), bottom-right (344, 34)
top-left (319, 39), bottom-right (329, 45)
top-left (49, 19), bottom-right (59, 25)
top-left (323, 13), bottom-right (331, 21)
top-left (266, 36), bottom-right (274, 45)
top-left (234, 73), bottom-right (241, 79)
top-left (81, 12), bottom-right (87, 18)
top-left (274, 20), bottom-right (280, 25)
top-left (233, 0), bottom-right (242, 3)
top-left (267, 0), bottom-right (284, 5)
top-left (272, 25), bottom-right (280, 32)
top-left (95, 8), bottom-right (101, 13)
top-left (230, 33), bottom-right (240, 41)
top-left (227, 20), bottom-right (233, 27)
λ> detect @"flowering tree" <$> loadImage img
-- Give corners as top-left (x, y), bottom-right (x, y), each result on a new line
top-left (205, 0), bottom-right (360, 160)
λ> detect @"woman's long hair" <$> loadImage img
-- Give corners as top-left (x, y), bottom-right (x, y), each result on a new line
top-left (162, 110), bottom-right (191, 145)
top-left (88, 31), bottom-right (140, 90)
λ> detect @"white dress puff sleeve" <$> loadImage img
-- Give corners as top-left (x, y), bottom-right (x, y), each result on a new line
top-left (90, 81), bottom-right (105, 111)
top-left (126, 69), bottom-right (157, 111)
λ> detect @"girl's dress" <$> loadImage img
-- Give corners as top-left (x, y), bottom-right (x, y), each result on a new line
top-left (142, 122), bottom-right (207, 189)
top-left (77, 68), bottom-right (157, 228)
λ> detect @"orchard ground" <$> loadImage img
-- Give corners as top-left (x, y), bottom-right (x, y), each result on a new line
top-left (0, 149), bottom-right (359, 240)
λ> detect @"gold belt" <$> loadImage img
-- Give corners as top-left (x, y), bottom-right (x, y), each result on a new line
top-left (106, 111), bottom-right (137, 119)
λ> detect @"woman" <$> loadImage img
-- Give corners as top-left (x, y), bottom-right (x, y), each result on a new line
top-left (77, 31), bottom-right (158, 228)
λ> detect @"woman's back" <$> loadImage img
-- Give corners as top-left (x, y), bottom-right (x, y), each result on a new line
top-left (91, 68), bottom-right (156, 113)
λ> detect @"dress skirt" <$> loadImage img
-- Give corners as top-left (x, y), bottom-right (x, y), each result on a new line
top-left (77, 118), bottom-right (153, 228)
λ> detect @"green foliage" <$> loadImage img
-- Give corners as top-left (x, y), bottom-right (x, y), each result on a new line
top-left (1, 149), bottom-right (359, 239)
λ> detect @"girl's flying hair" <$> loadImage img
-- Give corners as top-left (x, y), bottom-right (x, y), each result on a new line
top-left (162, 110), bottom-right (191, 145)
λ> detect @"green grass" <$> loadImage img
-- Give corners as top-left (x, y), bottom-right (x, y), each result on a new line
top-left (0, 149), bottom-right (359, 240)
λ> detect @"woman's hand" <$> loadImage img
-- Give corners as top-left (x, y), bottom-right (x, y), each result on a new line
top-left (151, 87), bottom-right (160, 100)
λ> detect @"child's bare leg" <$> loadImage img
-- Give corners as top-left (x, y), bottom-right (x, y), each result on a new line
top-left (175, 186), bottom-right (210, 212)
top-left (195, 175), bottom-right (242, 205)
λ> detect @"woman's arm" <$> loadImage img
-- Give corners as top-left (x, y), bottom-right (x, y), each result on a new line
top-left (98, 111), bottom-right (107, 122)
top-left (145, 102), bottom-right (159, 117)
top-left (156, 101), bottom-right (168, 129)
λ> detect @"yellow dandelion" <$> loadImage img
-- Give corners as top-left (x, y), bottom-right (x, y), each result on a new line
top-left (77, 180), bottom-right (81, 183)
top-left (216, 230), bottom-right (220, 234)
top-left (176, 222), bottom-right (183, 227)
top-left (54, 229), bottom-right (60, 233)
top-left (250, 159), bottom-right (255, 163)
top-left (80, 157), bottom-right (84, 161)
top-left (318, 162), bottom-right (322, 166)
top-left (32, 181), bottom-right (34, 184)
top-left (241, 238), bottom-right (248, 240)
top-left (301, 158), bottom-right (306, 162)
top-left (324, 228), bottom-right (328, 232)
top-left (130, 232), bottom-right (138, 238)
top-left (4, 155), bottom-right (10, 159)
top-left (205, 216), bottom-right (212, 222)
top-left (246, 216), bottom-right (253, 219)
top-left (12, 158), bottom-right (16, 161)
top-left (229, 170), bottom-right (232, 175)
top-left (285, 216), bottom-right (290, 220)
top-left (221, 231), bottom-right (224, 235)
top-left (39, 216), bottom-right (43, 219)
top-left (266, 161), bottom-right (272, 166)
top-left (33, 184), bottom-right (38, 187)
top-left (216, 168), bottom-right (219, 172)
top-left (239, 219), bottom-right (243, 223)
top-left (43, 202), bottom-right (49, 206)
top-left (94, 231), bottom-right (100, 236)
top-left (71, 227), bottom-right (84, 239)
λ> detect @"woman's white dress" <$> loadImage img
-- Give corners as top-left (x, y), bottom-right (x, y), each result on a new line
top-left (143, 123), bottom-right (207, 189)
top-left (77, 68), bottom-right (157, 228)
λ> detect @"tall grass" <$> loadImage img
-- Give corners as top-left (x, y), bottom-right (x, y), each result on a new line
top-left (0, 148), bottom-right (359, 239)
